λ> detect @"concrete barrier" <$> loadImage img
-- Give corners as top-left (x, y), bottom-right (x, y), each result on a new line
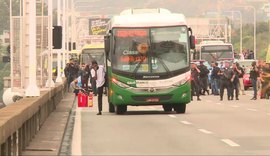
top-left (0, 80), bottom-right (67, 155)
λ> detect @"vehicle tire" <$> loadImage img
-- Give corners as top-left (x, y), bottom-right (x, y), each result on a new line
top-left (162, 105), bottom-right (173, 112)
top-left (109, 102), bottom-right (115, 113)
top-left (115, 105), bottom-right (127, 115)
top-left (244, 86), bottom-right (249, 90)
top-left (174, 104), bottom-right (186, 114)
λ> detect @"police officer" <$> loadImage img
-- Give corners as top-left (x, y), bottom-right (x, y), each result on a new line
top-left (198, 61), bottom-right (210, 95)
top-left (218, 62), bottom-right (234, 101)
top-left (232, 63), bottom-right (242, 100)
top-left (250, 61), bottom-right (259, 100)
top-left (191, 63), bottom-right (201, 101)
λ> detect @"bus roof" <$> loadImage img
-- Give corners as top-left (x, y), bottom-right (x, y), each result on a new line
top-left (198, 41), bottom-right (233, 46)
top-left (110, 12), bottom-right (187, 28)
top-left (82, 44), bottom-right (104, 50)
top-left (69, 50), bottom-right (81, 54)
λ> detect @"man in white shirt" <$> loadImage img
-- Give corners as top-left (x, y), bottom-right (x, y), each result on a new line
top-left (91, 60), bottom-right (106, 115)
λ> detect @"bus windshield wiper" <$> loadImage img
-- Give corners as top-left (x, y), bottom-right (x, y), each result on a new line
top-left (131, 55), bottom-right (145, 77)
top-left (152, 53), bottom-right (173, 77)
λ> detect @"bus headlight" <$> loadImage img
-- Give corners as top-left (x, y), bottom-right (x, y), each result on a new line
top-left (112, 78), bottom-right (130, 88)
top-left (173, 75), bottom-right (191, 86)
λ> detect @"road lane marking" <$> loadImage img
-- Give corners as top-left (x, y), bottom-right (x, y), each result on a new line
top-left (247, 108), bottom-right (258, 112)
top-left (168, 115), bottom-right (177, 118)
top-left (72, 108), bottom-right (82, 155)
top-left (198, 129), bottom-right (213, 134)
top-left (230, 105), bottom-right (240, 108)
top-left (180, 121), bottom-right (192, 125)
top-left (221, 139), bottom-right (240, 147)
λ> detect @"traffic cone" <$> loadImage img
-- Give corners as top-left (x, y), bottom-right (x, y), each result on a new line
top-left (88, 92), bottom-right (93, 107)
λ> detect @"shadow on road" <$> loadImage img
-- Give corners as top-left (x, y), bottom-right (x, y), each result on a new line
top-left (121, 110), bottom-right (184, 116)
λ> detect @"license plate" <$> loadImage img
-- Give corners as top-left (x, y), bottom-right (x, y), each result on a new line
top-left (146, 98), bottom-right (159, 102)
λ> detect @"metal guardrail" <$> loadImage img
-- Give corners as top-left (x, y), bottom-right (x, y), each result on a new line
top-left (0, 80), bottom-right (67, 155)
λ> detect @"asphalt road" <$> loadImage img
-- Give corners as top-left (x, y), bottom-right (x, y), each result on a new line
top-left (72, 90), bottom-right (270, 155)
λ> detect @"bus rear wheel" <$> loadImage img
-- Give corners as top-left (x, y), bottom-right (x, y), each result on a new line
top-left (115, 105), bottom-right (127, 115)
top-left (174, 104), bottom-right (186, 114)
top-left (162, 105), bottom-right (173, 112)
top-left (109, 102), bottom-right (115, 113)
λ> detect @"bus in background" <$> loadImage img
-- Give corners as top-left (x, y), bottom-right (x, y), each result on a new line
top-left (104, 8), bottom-right (195, 114)
top-left (80, 44), bottom-right (105, 66)
top-left (52, 49), bottom-right (81, 76)
top-left (195, 41), bottom-right (234, 64)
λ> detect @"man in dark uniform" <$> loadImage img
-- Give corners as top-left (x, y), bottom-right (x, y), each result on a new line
top-left (64, 59), bottom-right (79, 91)
top-left (232, 62), bottom-right (242, 100)
top-left (250, 61), bottom-right (259, 100)
top-left (198, 61), bottom-right (210, 95)
top-left (191, 63), bottom-right (201, 101)
top-left (218, 62), bottom-right (234, 101)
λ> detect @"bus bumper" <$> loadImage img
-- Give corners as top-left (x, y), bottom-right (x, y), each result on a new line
top-left (109, 82), bottom-right (191, 106)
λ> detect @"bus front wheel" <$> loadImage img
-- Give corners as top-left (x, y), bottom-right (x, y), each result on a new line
top-left (174, 104), bottom-right (186, 114)
top-left (109, 102), bottom-right (115, 113)
top-left (162, 105), bottom-right (173, 112)
top-left (115, 105), bottom-right (127, 115)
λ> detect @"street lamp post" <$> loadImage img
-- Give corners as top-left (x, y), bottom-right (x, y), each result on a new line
top-left (55, 0), bottom-right (63, 83)
top-left (46, 0), bottom-right (55, 88)
top-left (224, 10), bottom-right (243, 54)
top-left (62, 0), bottom-right (66, 78)
top-left (237, 6), bottom-right (257, 59)
top-left (25, 0), bottom-right (40, 96)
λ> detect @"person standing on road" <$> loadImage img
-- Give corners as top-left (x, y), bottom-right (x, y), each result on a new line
top-left (198, 61), bottom-right (210, 95)
top-left (91, 60), bottom-right (106, 115)
top-left (218, 62), bottom-right (234, 101)
top-left (232, 63), bottom-right (242, 100)
top-left (237, 63), bottom-right (245, 95)
top-left (250, 61), bottom-right (259, 100)
top-left (211, 62), bottom-right (220, 95)
top-left (191, 63), bottom-right (201, 101)
top-left (64, 59), bottom-right (79, 92)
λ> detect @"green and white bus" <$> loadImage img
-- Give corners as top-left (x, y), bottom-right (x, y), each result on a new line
top-left (104, 8), bottom-right (195, 114)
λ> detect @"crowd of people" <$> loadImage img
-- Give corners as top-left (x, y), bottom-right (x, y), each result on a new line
top-left (64, 59), bottom-right (106, 115)
top-left (191, 60), bottom-right (270, 101)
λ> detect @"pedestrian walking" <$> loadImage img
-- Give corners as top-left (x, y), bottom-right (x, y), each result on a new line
top-left (250, 61), bottom-right (259, 100)
top-left (91, 60), bottom-right (106, 115)
top-left (191, 63), bottom-right (201, 101)
top-left (218, 62), bottom-right (234, 101)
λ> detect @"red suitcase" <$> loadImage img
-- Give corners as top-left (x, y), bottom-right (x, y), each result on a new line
top-left (78, 92), bottom-right (88, 107)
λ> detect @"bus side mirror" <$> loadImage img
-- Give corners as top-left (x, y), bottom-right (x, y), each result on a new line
top-left (190, 35), bottom-right (195, 50)
top-left (104, 35), bottom-right (110, 55)
top-left (188, 27), bottom-right (196, 50)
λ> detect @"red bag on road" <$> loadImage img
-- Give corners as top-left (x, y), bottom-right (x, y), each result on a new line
top-left (78, 92), bottom-right (88, 107)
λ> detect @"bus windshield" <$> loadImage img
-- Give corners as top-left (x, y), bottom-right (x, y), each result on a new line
top-left (81, 48), bottom-right (105, 65)
top-left (112, 26), bottom-right (189, 77)
top-left (201, 45), bottom-right (233, 63)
